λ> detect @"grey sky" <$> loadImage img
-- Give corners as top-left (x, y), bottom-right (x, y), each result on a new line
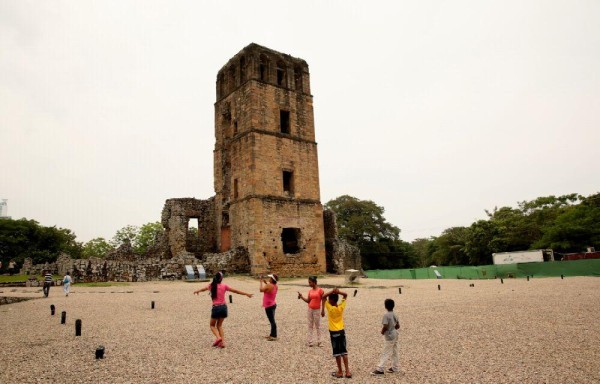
top-left (1, 1), bottom-right (599, 243)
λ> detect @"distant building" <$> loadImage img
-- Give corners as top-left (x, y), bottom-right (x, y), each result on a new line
top-left (0, 199), bottom-right (10, 219)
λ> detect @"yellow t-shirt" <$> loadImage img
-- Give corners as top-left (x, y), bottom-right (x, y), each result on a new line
top-left (325, 299), bottom-right (346, 331)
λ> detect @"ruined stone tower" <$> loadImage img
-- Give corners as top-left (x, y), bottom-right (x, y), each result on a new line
top-left (213, 43), bottom-right (326, 276)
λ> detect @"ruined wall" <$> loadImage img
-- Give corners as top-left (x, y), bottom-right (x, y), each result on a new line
top-left (324, 209), bottom-right (362, 274)
top-left (162, 198), bottom-right (217, 258)
top-left (228, 198), bottom-right (325, 276)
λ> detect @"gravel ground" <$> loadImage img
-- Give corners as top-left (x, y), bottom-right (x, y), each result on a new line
top-left (1, 275), bottom-right (599, 383)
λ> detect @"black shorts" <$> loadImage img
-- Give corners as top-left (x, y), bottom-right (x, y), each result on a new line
top-left (211, 304), bottom-right (228, 319)
top-left (329, 330), bottom-right (347, 357)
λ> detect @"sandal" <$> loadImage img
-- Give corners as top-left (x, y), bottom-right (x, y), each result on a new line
top-left (345, 373), bottom-right (352, 378)
top-left (331, 372), bottom-right (343, 378)
top-left (212, 338), bottom-right (222, 347)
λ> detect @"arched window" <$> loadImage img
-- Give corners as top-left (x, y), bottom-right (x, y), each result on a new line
top-left (228, 66), bottom-right (237, 93)
top-left (240, 56), bottom-right (246, 82)
top-left (259, 54), bottom-right (269, 81)
top-left (276, 60), bottom-right (287, 87)
top-left (294, 66), bottom-right (303, 92)
top-left (218, 72), bottom-right (225, 99)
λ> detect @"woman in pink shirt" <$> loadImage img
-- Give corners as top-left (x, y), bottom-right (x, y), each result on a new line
top-left (193, 271), bottom-right (253, 348)
top-left (259, 274), bottom-right (279, 341)
top-left (297, 275), bottom-right (324, 347)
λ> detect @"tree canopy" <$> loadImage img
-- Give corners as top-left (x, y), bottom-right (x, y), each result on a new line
top-left (413, 193), bottom-right (600, 267)
top-left (325, 195), bottom-right (416, 269)
top-left (0, 219), bottom-right (82, 270)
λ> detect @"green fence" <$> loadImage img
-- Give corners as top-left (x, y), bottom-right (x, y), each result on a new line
top-left (365, 259), bottom-right (600, 280)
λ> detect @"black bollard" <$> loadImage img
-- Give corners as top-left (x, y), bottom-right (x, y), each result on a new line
top-left (561, 274), bottom-right (564, 279)
top-left (437, 284), bottom-right (441, 291)
top-left (229, 294), bottom-right (232, 304)
top-left (353, 289), bottom-right (357, 297)
top-left (501, 278), bottom-right (504, 284)
top-left (398, 288), bottom-right (402, 294)
top-left (151, 301), bottom-right (155, 309)
top-left (50, 304), bottom-right (55, 316)
top-left (527, 276), bottom-right (529, 281)
top-left (75, 319), bottom-right (82, 336)
top-left (95, 346), bottom-right (105, 359)
top-left (61, 311), bottom-right (66, 324)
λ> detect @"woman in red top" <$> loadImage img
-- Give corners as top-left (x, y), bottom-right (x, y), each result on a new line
top-left (194, 271), bottom-right (253, 348)
top-left (260, 274), bottom-right (279, 341)
top-left (297, 275), bottom-right (324, 346)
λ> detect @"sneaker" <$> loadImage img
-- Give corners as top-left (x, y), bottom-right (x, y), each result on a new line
top-left (371, 370), bottom-right (384, 375)
top-left (266, 336), bottom-right (278, 341)
top-left (386, 368), bottom-right (398, 373)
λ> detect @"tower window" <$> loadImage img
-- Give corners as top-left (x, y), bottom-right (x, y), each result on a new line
top-left (240, 56), bottom-right (246, 82)
top-left (281, 228), bottom-right (301, 254)
top-left (276, 61), bottom-right (286, 86)
top-left (233, 120), bottom-right (238, 135)
top-left (283, 170), bottom-right (294, 195)
top-left (233, 178), bottom-right (239, 199)
top-left (259, 54), bottom-right (269, 81)
top-left (280, 110), bottom-right (290, 134)
top-left (294, 67), bottom-right (303, 91)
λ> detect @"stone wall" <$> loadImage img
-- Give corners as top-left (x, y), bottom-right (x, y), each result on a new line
top-left (324, 209), bottom-right (362, 274)
top-left (161, 197), bottom-right (217, 258)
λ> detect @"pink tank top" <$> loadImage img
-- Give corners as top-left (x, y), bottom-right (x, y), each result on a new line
top-left (262, 284), bottom-right (278, 308)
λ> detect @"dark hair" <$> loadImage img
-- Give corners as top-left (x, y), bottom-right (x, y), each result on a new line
top-left (329, 293), bottom-right (339, 303)
top-left (210, 271), bottom-right (223, 299)
top-left (270, 274), bottom-right (278, 284)
top-left (308, 276), bottom-right (317, 284)
top-left (384, 298), bottom-right (395, 311)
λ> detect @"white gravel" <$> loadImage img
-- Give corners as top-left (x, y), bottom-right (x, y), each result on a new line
top-left (1, 276), bottom-right (599, 383)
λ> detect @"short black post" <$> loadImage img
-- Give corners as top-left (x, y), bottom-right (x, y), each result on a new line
top-left (501, 278), bottom-right (504, 284)
top-left (151, 301), bottom-right (155, 309)
top-left (61, 311), bottom-right (66, 324)
top-left (561, 274), bottom-right (564, 279)
top-left (527, 276), bottom-right (529, 281)
top-left (437, 284), bottom-right (441, 291)
top-left (75, 319), bottom-right (82, 336)
top-left (95, 346), bottom-right (105, 359)
top-left (353, 289), bottom-right (357, 297)
top-left (50, 304), bottom-right (55, 316)
top-left (398, 288), bottom-right (402, 294)
top-left (229, 294), bottom-right (232, 304)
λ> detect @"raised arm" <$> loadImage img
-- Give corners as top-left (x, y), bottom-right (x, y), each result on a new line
top-left (193, 286), bottom-right (209, 295)
top-left (337, 290), bottom-right (348, 299)
top-left (229, 287), bottom-right (253, 298)
top-left (259, 276), bottom-right (272, 293)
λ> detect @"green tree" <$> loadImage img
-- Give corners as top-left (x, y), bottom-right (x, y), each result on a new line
top-left (411, 237), bottom-right (437, 267)
top-left (136, 222), bottom-right (164, 254)
top-left (110, 225), bottom-right (139, 249)
top-left (82, 237), bottom-right (114, 258)
top-left (430, 227), bottom-right (470, 266)
top-left (464, 220), bottom-right (500, 265)
top-left (110, 222), bottom-right (164, 255)
top-left (325, 195), bottom-right (417, 269)
top-left (325, 195), bottom-right (400, 247)
top-left (0, 218), bottom-right (82, 268)
top-left (534, 193), bottom-right (600, 252)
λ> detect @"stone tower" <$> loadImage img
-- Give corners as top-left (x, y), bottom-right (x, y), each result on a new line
top-left (213, 43), bottom-right (326, 276)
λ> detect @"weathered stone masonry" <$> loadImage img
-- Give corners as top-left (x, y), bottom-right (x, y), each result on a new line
top-left (23, 44), bottom-right (361, 281)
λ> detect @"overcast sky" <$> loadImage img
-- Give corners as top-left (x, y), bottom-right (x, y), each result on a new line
top-left (1, 1), bottom-right (599, 243)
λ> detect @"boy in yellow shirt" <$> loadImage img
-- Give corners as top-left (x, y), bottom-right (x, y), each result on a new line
top-left (321, 288), bottom-right (351, 379)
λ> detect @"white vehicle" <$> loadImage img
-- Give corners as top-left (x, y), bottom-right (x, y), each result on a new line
top-left (492, 249), bottom-right (554, 265)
